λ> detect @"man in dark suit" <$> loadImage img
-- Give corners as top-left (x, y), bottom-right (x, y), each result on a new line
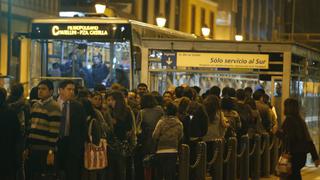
top-left (57, 80), bottom-right (87, 179)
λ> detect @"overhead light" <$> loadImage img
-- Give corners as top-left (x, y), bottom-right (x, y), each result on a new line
top-left (201, 25), bottom-right (210, 37)
top-left (235, 35), bottom-right (243, 41)
top-left (156, 15), bottom-right (166, 28)
top-left (59, 11), bottom-right (85, 17)
top-left (95, 3), bottom-right (106, 14)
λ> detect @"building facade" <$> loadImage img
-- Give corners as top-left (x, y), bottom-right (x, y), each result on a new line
top-left (0, 0), bottom-right (59, 82)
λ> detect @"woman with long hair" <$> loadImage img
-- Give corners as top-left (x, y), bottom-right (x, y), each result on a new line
top-left (135, 93), bottom-right (164, 179)
top-left (277, 98), bottom-right (319, 180)
top-left (90, 92), bottom-right (113, 135)
top-left (202, 95), bottom-right (228, 141)
top-left (106, 90), bottom-right (134, 180)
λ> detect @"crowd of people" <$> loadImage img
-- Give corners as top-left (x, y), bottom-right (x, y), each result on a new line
top-left (0, 80), bottom-right (319, 180)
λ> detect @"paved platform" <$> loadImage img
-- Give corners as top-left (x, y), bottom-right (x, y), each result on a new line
top-left (261, 166), bottom-right (320, 180)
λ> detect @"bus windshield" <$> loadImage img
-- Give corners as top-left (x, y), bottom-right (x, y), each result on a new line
top-left (30, 20), bottom-right (132, 90)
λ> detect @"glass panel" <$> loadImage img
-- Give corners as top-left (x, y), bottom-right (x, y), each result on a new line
top-left (0, 76), bottom-right (13, 92)
top-left (293, 59), bottom-right (320, 165)
top-left (272, 79), bottom-right (282, 123)
top-left (30, 39), bottom-right (131, 89)
top-left (149, 71), bottom-right (273, 96)
top-left (148, 50), bottom-right (273, 95)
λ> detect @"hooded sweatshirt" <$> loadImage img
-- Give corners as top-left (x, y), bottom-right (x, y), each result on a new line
top-left (152, 116), bottom-right (183, 153)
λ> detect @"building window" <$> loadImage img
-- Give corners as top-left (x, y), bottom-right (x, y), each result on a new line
top-left (143, 0), bottom-right (148, 23)
top-left (191, 5), bottom-right (196, 33)
top-left (210, 11), bottom-right (215, 37)
top-left (201, 8), bottom-right (205, 28)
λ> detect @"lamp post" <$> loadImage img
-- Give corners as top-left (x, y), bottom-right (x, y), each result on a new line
top-left (201, 25), bottom-right (210, 38)
top-left (156, 15), bottom-right (167, 28)
top-left (95, 1), bottom-right (106, 14)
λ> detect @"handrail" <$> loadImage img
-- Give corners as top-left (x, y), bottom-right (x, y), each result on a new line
top-left (269, 136), bottom-right (276, 151)
top-left (223, 146), bottom-right (233, 163)
top-left (249, 142), bottom-right (257, 156)
top-left (207, 148), bottom-right (219, 166)
top-left (260, 139), bottom-right (267, 155)
top-left (237, 143), bottom-right (247, 158)
top-left (190, 144), bottom-right (203, 169)
top-left (278, 139), bottom-right (283, 149)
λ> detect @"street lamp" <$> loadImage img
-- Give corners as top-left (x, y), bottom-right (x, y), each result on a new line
top-left (235, 35), bottom-right (243, 41)
top-left (201, 25), bottom-right (210, 37)
top-left (95, 1), bottom-right (106, 14)
top-left (156, 15), bottom-right (166, 28)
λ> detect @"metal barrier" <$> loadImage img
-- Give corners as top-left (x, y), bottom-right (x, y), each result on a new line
top-left (237, 135), bottom-right (249, 180)
top-left (179, 144), bottom-right (190, 180)
top-left (176, 134), bottom-right (282, 180)
top-left (206, 139), bottom-right (224, 180)
top-left (249, 134), bottom-right (261, 180)
top-left (261, 133), bottom-right (271, 177)
top-left (270, 135), bottom-right (279, 174)
top-left (223, 137), bottom-right (237, 180)
top-left (190, 141), bottom-right (207, 180)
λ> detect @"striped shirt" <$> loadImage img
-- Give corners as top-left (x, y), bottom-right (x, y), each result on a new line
top-left (27, 97), bottom-right (61, 150)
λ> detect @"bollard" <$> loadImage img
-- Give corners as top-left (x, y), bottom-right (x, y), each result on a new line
top-left (261, 133), bottom-right (271, 177)
top-left (269, 135), bottom-right (278, 175)
top-left (207, 139), bottom-right (223, 180)
top-left (238, 135), bottom-right (249, 180)
top-left (250, 134), bottom-right (261, 180)
top-left (223, 137), bottom-right (237, 180)
top-left (213, 139), bottom-right (223, 180)
top-left (179, 144), bottom-right (190, 180)
top-left (190, 141), bottom-right (207, 180)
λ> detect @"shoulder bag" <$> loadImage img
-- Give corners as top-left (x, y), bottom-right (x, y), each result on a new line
top-left (275, 135), bottom-right (292, 177)
top-left (84, 117), bottom-right (108, 170)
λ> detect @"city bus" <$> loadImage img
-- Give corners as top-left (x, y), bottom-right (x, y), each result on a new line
top-left (28, 17), bottom-right (196, 91)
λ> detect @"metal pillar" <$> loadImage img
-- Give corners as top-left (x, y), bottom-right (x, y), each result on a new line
top-left (179, 144), bottom-right (190, 180)
top-left (261, 133), bottom-right (271, 177)
top-left (7, 0), bottom-right (12, 75)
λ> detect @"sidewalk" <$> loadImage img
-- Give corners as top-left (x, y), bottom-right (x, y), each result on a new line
top-left (260, 166), bottom-right (320, 180)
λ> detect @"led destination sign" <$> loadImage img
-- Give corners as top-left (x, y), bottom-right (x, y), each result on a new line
top-left (51, 25), bottom-right (108, 36)
top-left (32, 23), bottom-right (131, 40)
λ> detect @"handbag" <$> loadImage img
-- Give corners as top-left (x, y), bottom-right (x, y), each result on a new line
top-left (275, 152), bottom-right (292, 176)
top-left (84, 118), bottom-right (108, 170)
top-left (275, 135), bottom-right (292, 177)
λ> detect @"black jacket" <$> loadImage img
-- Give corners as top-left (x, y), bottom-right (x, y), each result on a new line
top-left (187, 102), bottom-right (209, 139)
top-left (0, 106), bottom-right (20, 176)
top-left (277, 116), bottom-right (319, 161)
top-left (57, 99), bottom-right (87, 172)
